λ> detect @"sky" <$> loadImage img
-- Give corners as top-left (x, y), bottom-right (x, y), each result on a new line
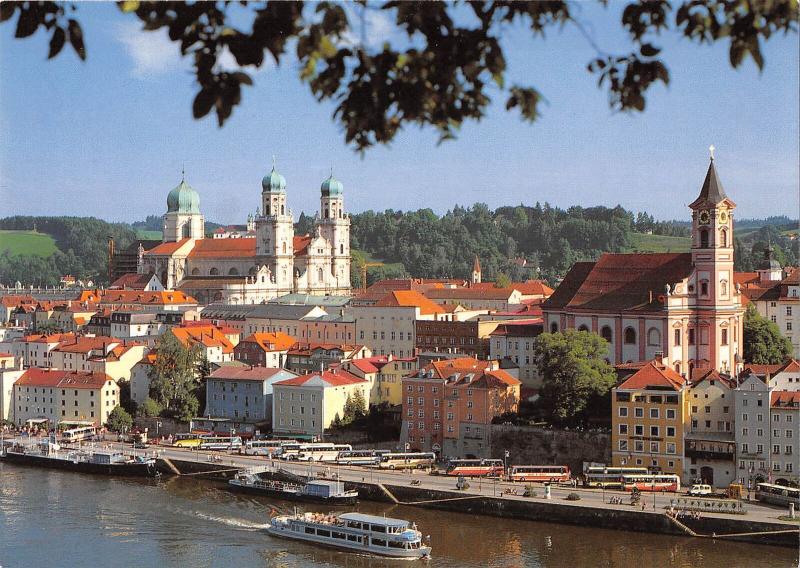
top-left (0, 2), bottom-right (798, 225)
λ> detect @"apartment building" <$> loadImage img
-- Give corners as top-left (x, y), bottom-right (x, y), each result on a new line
top-left (205, 366), bottom-right (298, 425)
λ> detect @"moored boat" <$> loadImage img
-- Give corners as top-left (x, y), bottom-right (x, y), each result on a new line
top-left (267, 511), bottom-right (431, 559)
top-left (228, 471), bottom-right (358, 504)
top-left (0, 441), bottom-right (158, 477)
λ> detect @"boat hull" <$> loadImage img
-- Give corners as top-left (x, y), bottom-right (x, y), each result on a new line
top-left (267, 524), bottom-right (431, 559)
top-left (0, 451), bottom-right (158, 477)
top-left (227, 481), bottom-right (358, 505)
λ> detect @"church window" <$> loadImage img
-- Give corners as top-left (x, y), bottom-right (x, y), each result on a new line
top-left (550, 322), bottom-right (558, 333)
top-left (266, 205), bottom-right (271, 215)
top-left (721, 328), bottom-right (728, 346)
top-left (624, 327), bottom-right (636, 345)
top-left (674, 329), bottom-right (681, 346)
top-left (229, 267), bottom-right (239, 276)
top-left (700, 280), bottom-right (708, 296)
top-left (318, 267), bottom-right (324, 282)
top-left (647, 327), bottom-right (661, 347)
top-left (340, 243), bottom-right (344, 255)
top-left (282, 242), bottom-right (287, 254)
top-left (719, 228), bottom-right (728, 247)
top-left (210, 267), bottom-right (219, 276)
top-left (699, 229), bottom-right (709, 248)
top-left (281, 205), bottom-right (285, 215)
top-left (600, 326), bottom-right (613, 342)
top-left (325, 208), bottom-right (329, 219)
top-left (688, 328), bottom-right (696, 345)
top-left (674, 362), bottom-right (681, 374)
top-left (191, 268), bottom-right (200, 276)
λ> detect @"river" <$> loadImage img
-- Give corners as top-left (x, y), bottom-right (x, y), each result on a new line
top-left (0, 464), bottom-right (796, 568)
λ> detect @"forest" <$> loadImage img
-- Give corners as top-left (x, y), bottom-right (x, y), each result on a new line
top-left (0, 207), bottom-right (796, 288)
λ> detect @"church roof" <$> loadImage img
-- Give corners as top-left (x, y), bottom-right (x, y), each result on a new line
top-left (473, 255), bottom-right (481, 273)
top-left (188, 238), bottom-right (257, 258)
top-left (689, 158), bottom-right (735, 209)
top-left (146, 239), bottom-right (191, 255)
top-left (293, 235), bottom-right (312, 256)
top-left (543, 253), bottom-right (693, 312)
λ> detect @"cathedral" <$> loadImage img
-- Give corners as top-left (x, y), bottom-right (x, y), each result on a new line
top-left (138, 163), bottom-right (351, 305)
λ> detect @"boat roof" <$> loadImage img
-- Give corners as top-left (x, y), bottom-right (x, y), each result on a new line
top-left (306, 479), bottom-right (343, 487)
top-left (338, 512), bottom-right (409, 527)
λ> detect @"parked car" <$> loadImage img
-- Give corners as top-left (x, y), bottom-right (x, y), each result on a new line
top-left (133, 441), bottom-right (150, 449)
top-left (688, 484), bottom-right (713, 496)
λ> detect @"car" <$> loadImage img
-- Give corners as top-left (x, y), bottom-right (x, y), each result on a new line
top-left (133, 442), bottom-right (150, 449)
top-left (688, 484), bottom-right (713, 496)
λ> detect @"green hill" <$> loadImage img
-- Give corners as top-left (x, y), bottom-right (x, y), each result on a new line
top-left (0, 230), bottom-right (58, 257)
top-left (136, 229), bottom-right (162, 240)
top-left (625, 233), bottom-right (691, 253)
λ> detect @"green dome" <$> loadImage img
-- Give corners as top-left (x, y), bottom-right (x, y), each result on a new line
top-left (321, 174), bottom-right (343, 196)
top-left (262, 166), bottom-right (286, 192)
top-left (166, 179), bottom-right (200, 214)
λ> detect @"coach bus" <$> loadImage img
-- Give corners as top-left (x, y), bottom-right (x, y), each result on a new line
top-left (173, 433), bottom-right (203, 448)
top-left (61, 426), bottom-right (96, 443)
top-left (584, 466), bottom-right (649, 488)
top-left (621, 473), bottom-right (680, 492)
top-left (446, 459), bottom-right (504, 477)
top-left (507, 465), bottom-right (571, 483)
top-left (199, 435), bottom-right (243, 451)
top-left (377, 452), bottom-right (436, 470)
top-left (756, 483), bottom-right (800, 507)
top-left (335, 449), bottom-right (389, 466)
top-left (242, 439), bottom-right (297, 457)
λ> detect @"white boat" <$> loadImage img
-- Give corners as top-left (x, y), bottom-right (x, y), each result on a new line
top-left (267, 511), bottom-right (432, 559)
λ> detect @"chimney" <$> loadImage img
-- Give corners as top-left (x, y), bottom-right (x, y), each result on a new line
top-left (648, 290), bottom-right (653, 303)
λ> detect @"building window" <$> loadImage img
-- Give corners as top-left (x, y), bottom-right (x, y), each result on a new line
top-left (634, 407), bottom-right (643, 418)
top-left (650, 408), bottom-right (659, 419)
top-left (647, 328), bottom-right (661, 347)
top-left (634, 425), bottom-right (643, 436)
top-left (666, 426), bottom-right (675, 437)
top-left (619, 440), bottom-right (628, 451)
top-left (618, 407), bottom-right (628, 417)
top-left (624, 327), bottom-right (636, 345)
top-left (619, 424), bottom-right (628, 435)
top-left (600, 326), bottom-right (613, 343)
top-left (634, 441), bottom-right (644, 453)
top-left (650, 426), bottom-right (659, 437)
top-left (666, 409), bottom-right (675, 420)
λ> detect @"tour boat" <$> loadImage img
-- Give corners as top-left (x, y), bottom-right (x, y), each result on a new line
top-left (267, 511), bottom-right (432, 559)
top-left (0, 441), bottom-right (158, 477)
top-left (228, 471), bottom-right (358, 504)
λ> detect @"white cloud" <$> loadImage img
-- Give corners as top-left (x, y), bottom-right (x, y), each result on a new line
top-left (339, 5), bottom-right (399, 51)
top-left (116, 22), bottom-right (187, 78)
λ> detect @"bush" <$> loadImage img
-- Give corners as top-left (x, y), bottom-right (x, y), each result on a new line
top-left (106, 406), bottom-right (133, 433)
top-left (138, 397), bottom-right (162, 418)
top-left (566, 493), bottom-right (581, 501)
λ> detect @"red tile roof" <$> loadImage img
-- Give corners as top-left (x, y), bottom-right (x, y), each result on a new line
top-left (375, 290), bottom-right (445, 314)
top-left (110, 272), bottom-right (156, 290)
top-left (274, 369), bottom-right (365, 387)
top-left (743, 363), bottom-right (785, 377)
top-left (293, 235), bottom-right (312, 256)
top-left (617, 361), bottom-right (685, 391)
top-left (239, 332), bottom-right (296, 352)
top-left (348, 359), bottom-right (380, 374)
top-left (426, 288), bottom-right (519, 301)
top-left (208, 366), bottom-right (289, 381)
top-left (54, 336), bottom-right (119, 354)
top-left (544, 253), bottom-right (694, 312)
top-left (171, 325), bottom-right (234, 352)
top-left (489, 322), bottom-right (543, 337)
top-left (770, 391), bottom-right (800, 408)
top-left (146, 239), bottom-right (191, 255)
top-left (689, 368), bottom-right (735, 389)
top-left (188, 238), bottom-right (257, 258)
top-left (16, 368), bottom-right (112, 389)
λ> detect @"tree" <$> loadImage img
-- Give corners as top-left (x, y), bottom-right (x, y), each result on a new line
top-left (147, 333), bottom-right (202, 422)
top-left (533, 330), bottom-right (617, 426)
top-left (743, 305), bottom-right (792, 365)
top-left (1, 1), bottom-right (795, 151)
top-left (106, 406), bottom-right (133, 433)
top-left (138, 397), bottom-right (162, 418)
top-left (117, 378), bottom-right (136, 415)
top-left (342, 389), bottom-right (367, 424)
top-left (495, 272), bottom-right (511, 288)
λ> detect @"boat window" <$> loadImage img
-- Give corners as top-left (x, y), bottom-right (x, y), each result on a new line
top-left (347, 534), bottom-right (359, 542)
top-left (332, 531), bottom-right (346, 539)
top-left (317, 529), bottom-right (330, 538)
top-left (347, 521), bottom-right (361, 529)
top-left (372, 538), bottom-right (387, 547)
top-left (305, 527), bottom-right (315, 534)
top-left (388, 541), bottom-right (404, 549)
top-left (410, 542), bottom-right (419, 549)
top-left (371, 524), bottom-right (387, 533)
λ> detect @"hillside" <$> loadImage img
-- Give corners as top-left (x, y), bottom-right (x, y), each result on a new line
top-left (0, 230), bottom-right (58, 257)
top-left (625, 233), bottom-right (691, 253)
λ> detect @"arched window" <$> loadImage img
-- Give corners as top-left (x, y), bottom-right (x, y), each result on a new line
top-left (340, 243), bottom-right (344, 255)
top-left (182, 223), bottom-right (191, 238)
top-left (624, 327), bottom-right (636, 345)
top-left (674, 362), bottom-right (681, 374)
top-left (318, 267), bottom-right (324, 282)
top-left (213, 291), bottom-right (223, 301)
top-left (600, 326), bottom-right (613, 343)
top-left (281, 205), bottom-right (285, 215)
top-left (282, 242), bottom-right (287, 254)
top-left (325, 208), bottom-right (329, 219)
top-left (647, 327), bottom-right (661, 347)
top-left (700, 229), bottom-right (709, 248)
top-left (550, 322), bottom-right (558, 334)
top-left (191, 268), bottom-right (200, 276)
top-left (210, 267), bottom-right (219, 275)
top-left (228, 268), bottom-right (239, 276)
top-left (578, 324), bottom-right (589, 332)
top-left (719, 228), bottom-right (728, 247)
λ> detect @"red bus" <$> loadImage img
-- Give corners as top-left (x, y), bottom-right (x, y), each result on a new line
top-left (621, 474), bottom-right (680, 492)
top-left (446, 459), bottom-right (504, 477)
top-left (507, 465), bottom-right (571, 483)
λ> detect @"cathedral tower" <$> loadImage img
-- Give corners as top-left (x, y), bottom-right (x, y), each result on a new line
top-left (163, 175), bottom-right (204, 242)
top-left (255, 163), bottom-right (294, 290)
top-left (318, 172), bottom-right (351, 292)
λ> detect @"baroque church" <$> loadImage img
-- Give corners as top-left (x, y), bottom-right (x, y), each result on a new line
top-left (542, 151), bottom-right (745, 377)
top-left (138, 163), bottom-right (351, 305)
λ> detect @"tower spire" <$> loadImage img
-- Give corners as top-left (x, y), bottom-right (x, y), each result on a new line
top-left (709, 144), bottom-right (715, 161)
top-left (272, 154), bottom-right (276, 171)
top-left (181, 162), bottom-right (185, 182)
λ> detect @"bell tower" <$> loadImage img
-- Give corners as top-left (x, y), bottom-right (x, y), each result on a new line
top-left (255, 159), bottom-right (294, 290)
top-left (318, 171), bottom-right (351, 293)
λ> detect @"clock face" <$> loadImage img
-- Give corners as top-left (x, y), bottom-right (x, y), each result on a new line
top-left (698, 210), bottom-right (710, 224)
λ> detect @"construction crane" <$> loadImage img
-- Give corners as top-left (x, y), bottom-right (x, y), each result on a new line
top-left (360, 261), bottom-right (384, 291)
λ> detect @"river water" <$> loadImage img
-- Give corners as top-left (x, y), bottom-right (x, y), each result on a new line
top-left (0, 464), bottom-right (796, 568)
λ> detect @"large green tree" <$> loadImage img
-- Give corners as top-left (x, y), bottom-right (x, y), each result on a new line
top-left (1, 1), bottom-right (795, 151)
top-left (106, 406), bottom-right (133, 433)
top-left (148, 332), bottom-right (201, 422)
top-left (533, 330), bottom-right (617, 426)
top-left (743, 304), bottom-right (792, 364)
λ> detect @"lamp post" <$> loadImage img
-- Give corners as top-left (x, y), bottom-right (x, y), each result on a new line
top-left (503, 449), bottom-right (510, 480)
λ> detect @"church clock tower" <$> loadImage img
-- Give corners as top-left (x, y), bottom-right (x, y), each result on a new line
top-left (688, 147), bottom-right (743, 374)
top-left (255, 162), bottom-right (294, 290)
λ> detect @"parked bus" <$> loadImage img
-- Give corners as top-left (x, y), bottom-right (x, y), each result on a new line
top-left (378, 452), bottom-right (436, 470)
top-left (61, 426), bottom-right (96, 443)
top-left (173, 433), bottom-right (203, 448)
top-left (446, 459), bottom-right (504, 477)
top-left (199, 436), bottom-right (243, 451)
top-left (756, 483), bottom-right (800, 507)
top-left (280, 443), bottom-right (352, 462)
top-left (621, 474), bottom-right (680, 492)
top-left (507, 465), bottom-right (571, 483)
top-left (335, 449), bottom-right (389, 466)
top-left (242, 439), bottom-right (297, 457)
top-left (584, 466), bottom-right (649, 488)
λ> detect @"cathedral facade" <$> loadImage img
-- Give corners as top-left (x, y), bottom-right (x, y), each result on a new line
top-left (138, 164), bottom-right (351, 305)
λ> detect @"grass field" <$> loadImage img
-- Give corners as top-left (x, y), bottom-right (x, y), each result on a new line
top-left (136, 230), bottom-right (163, 240)
top-left (0, 230), bottom-right (58, 257)
top-left (626, 233), bottom-right (691, 253)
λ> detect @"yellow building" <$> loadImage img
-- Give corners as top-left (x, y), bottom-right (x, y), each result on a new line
top-left (612, 361), bottom-right (690, 477)
top-left (13, 368), bottom-right (120, 427)
top-left (343, 355), bottom-right (417, 406)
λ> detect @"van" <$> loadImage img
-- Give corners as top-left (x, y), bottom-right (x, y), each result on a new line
top-left (688, 484), bottom-right (713, 496)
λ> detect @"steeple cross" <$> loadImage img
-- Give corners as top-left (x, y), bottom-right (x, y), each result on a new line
top-left (709, 145), bottom-right (715, 161)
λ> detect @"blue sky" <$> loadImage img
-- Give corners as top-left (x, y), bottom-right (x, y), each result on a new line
top-left (1, 2), bottom-right (797, 224)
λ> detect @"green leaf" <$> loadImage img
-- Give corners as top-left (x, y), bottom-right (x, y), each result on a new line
top-left (67, 19), bottom-right (86, 61)
top-left (48, 27), bottom-right (66, 59)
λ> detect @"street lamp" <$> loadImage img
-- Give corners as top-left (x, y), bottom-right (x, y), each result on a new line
top-left (503, 449), bottom-right (510, 479)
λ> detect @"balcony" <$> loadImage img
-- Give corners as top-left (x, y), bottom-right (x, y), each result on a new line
top-left (685, 448), bottom-right (734, 461)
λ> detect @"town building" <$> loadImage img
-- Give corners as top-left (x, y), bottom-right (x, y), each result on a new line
top-left (489, 322), bottom-right (544, 388)
top-left (233, 332), bottom-right (297, 368)
top-left (543, 155), bottom-right (745, 376)
top-left (272, 369), bottom-right (368, 440)
top-left (424, 287), bottom-right (523, 311)
top-left (109, 272), bottom-right (164, 291)
top-left (342, 355), bottom-right (417, 406)
top-left (12, 368), bottom-right (120, 427)
top-left (205, 366), bottom-right (298, 425)
top-left (137, 165), bottom-right (351, 304)
top-left (0, 332), bottom-right (75, 369)
top-left (0, 352), bottom-right (23, 423)
top-left (768, 391), bottom-right (799, 485)
top-left (611, 361), bottom-right (690, 477)
top-left (169, 325), bottom-right (235, 365)
top-left (284, 342), bottom-right (371, 374)
top-left (400, 357), bottom-right (521, 458)
top-left (129, 353), bottom-right (156, 407)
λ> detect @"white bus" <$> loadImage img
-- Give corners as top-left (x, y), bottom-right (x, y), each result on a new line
top-left (335, 449), bottom-right (389, 466)
top-left (280, 443), bottom-right (353, 462)
top-left (199, 436), bottom-right (243, 451)
top-left (242, 439), bottom-right (297, 457)
top-left (507, 465), bottom-right (572, 483)
top-left (756, 483), bottom-right (800, 507)
top-left (377, 452), bottom-right (436, 470)
top-left (584, 466), bottom-right (648, 488)
top-left (61, 426), bottom-right (97, 443)
top-left (621, 474), bottom-right (680, 492)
